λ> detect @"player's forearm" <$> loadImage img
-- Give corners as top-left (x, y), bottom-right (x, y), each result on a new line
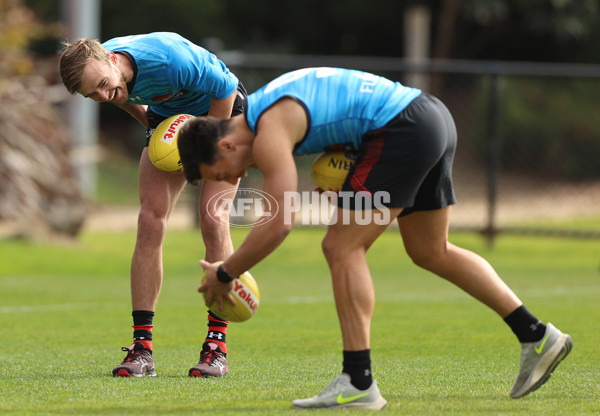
top-left (222, 218), bottom-right (292, 277)
top-left (207, 90), bottom-right (237, 119)
top-left (116, 102), bottom-right (148, 127)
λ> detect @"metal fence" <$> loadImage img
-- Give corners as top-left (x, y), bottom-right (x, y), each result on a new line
top-left (213, 53), bottom-right (600, 244)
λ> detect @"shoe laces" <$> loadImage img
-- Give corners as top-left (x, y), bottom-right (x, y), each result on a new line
top-left (200, 345), bottom-right (223, 366)
top-left (121, 345), bottom-right (149, 363)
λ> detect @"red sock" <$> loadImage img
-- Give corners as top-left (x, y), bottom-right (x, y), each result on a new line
top-left (133, 324), bottom-right (154, 351)
top-left (205, 313), bottom-right (228, 354)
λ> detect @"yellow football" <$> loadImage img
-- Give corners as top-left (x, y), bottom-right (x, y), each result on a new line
top-left (310, 151), bottom-right (357, 191)
top-left (201, 262), bottom-right (260, 322)
top-left (147, 114), bottom-right (194, 172)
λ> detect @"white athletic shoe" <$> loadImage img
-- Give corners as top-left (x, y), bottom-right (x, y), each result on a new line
top-left (510, 322), bottom-right (572, 398)
top-left (292, 373), bottom-right (387, 410)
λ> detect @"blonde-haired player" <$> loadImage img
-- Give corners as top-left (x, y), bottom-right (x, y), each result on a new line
top-left (59, 32), bottom-right (247, 378)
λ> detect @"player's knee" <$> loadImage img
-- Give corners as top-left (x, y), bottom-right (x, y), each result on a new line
top-left (199, 215), bottom-right (229, 244)
top-left (321, 234), bottom-right (336, 261)
top-left (406, 244), bottom-right (445, 271)
top-left (136, 209), bottom-right (167, 242)
top-left (322, 232), bottom-right (350, 264)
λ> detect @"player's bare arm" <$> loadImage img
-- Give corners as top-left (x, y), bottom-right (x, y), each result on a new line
top-left (220, 98), bottom-right (307, 276)
top-left (207, 89), bottom-right (237, 119)
top-left (200, 143), bottom-right (297, 310)
top-left (200, 100), bottom-right (306, 308)
top-left (116, 102), bottom-right (149, 127)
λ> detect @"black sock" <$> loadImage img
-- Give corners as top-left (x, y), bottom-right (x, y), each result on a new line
top-left (504, 305), bottom-right (546, 343)
top-left (342, 349), bottom-right (372, 390)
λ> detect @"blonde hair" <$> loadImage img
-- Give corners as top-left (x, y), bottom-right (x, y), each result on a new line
top-left (58, 38), bottom-right (110, 94)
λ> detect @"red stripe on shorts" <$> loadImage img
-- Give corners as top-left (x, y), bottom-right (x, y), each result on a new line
top-left (349, 136), bottom-right (384, 193)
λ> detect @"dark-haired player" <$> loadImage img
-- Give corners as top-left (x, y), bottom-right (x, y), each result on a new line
top-left (177, 67), bottom-right (571, 408)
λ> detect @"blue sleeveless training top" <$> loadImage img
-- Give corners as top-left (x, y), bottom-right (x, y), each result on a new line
top-left (245, 67), bottom-right (421, 154)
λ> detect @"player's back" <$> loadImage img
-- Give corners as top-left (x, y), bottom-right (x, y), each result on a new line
top-left (246, 67), bottom-right (421, 154)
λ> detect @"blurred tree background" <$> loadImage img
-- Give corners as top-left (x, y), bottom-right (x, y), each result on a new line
top-left (22, 0), bottom-right (600, 161)
top-left (2, 0), bottom-right (600, 239)
top-left (24, 0), bottom-right (600, 62)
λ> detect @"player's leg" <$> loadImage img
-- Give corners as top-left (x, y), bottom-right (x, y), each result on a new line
top-left (323, 210), bottom-right (398, 352)
top-left (390, 91), bottom-right (571, 398)
top-left (188, 179), bottom-right (237, 377)
top-left (113, 148), bottom-right (186, 377)
top-left (399, 206), bottom-right (522, 316)
top-left (197, 180), bottom-right (236, 262)
top-left (187, 83), bottom-right (246, 377)
top-left (293, 207), bottom-right (398, 410)
top-left (131, 148), bottom-right (186, 310)
top-left (398, 207), bottom-right (572, 398)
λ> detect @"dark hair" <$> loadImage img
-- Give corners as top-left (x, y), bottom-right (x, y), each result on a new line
top-left (177, 116), bottom-right (233, 184)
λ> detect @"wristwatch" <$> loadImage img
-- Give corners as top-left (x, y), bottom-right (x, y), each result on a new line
top-left (216, 265), bottom-right (234, 283)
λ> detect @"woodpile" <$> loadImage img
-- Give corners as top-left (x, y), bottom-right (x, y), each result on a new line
top-left (0, 0), bottom-right (87, 240)
top-left (0, 76), bottom-right (88, 240)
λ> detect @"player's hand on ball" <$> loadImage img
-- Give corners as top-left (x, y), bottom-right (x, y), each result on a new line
top-left (198, 260), bottom-right (236, 313)
top-left (198, 260), bottom-right (260, 322)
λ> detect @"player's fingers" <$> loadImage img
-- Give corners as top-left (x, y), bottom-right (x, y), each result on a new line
top-left (217, 295), bottom-right (225, 313)
top-left (226, 293), bottom-right (236, 307)
top-left (204, 290), bottom-right (213, 307)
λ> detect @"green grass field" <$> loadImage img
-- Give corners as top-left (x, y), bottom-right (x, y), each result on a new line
top-left (0, 228), bottom-right (598, 415)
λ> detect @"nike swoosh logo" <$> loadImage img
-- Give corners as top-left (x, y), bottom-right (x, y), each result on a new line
top-left (337, 392), bottom-right (368, 404)
top-left (535, 334), bottom-right (550, 354)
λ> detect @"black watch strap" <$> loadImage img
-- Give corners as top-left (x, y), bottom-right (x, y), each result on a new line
top-left (216, 265), bottom-right (234, 283)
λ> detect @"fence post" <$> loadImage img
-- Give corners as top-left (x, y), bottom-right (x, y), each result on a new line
top-left (484, 73), bottom-right (501, 248)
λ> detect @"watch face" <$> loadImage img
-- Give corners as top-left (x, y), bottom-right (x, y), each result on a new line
top-left (217, 265), bottom-right (233, 283)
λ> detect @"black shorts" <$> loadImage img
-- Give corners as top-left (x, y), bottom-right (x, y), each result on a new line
top-left (144, 81), bottom-right (248, 146)
top-left (340, 93), bottom-right (457, 217)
